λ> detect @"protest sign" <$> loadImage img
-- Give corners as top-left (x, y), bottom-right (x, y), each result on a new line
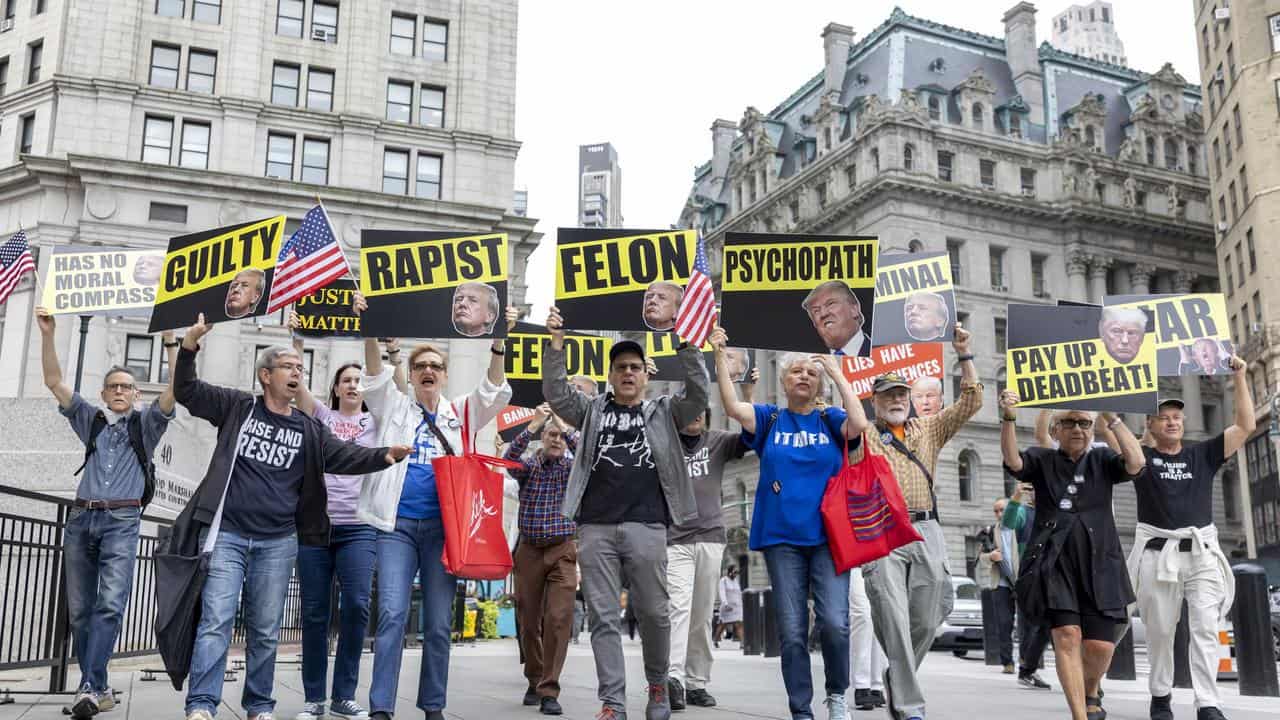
top-left (871, 252), bottom-right (955, 346)
top-left (1007, 303), bottom-right (1157, 413)
top-left (293, 276), bottom-right (362, 338)
top-left (840, 343), bottom-right (945, 400)
top-left (358, 230), bottom-right (509, 339)
top-left (720, 232), bottom-right (878, 354)
top-left (149, 216), bottom-right (286, 332)
top-left (40, 246), bottom-right (166, 317)
top-left (643, 332), bottom-right (753, 383)
top-left (1103, 293), bottom-right (1233, 376)
top-left (553, 228), bottom-right (697, 333)
top-left (497, 405), bottom-right (539, 442)
top-left (506, 322), bottom-right (609, 410)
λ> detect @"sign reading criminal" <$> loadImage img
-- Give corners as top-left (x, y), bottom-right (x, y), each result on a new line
top-left (554, 228), bottom-right (696, 333)
top-left (41, 246), bottom-right (165, 316)
top-left (871, 252), bottom-right (955, 346)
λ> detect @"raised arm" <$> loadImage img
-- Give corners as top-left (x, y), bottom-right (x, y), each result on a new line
top-left (385, 338), bottom-right (408, 394)
top-left (710, 327), bottom-right (755, 433)
top-left (1034, 409), bottom-right (1054, 449)
top-left (353, 292), bottom-right (383, 378)
top-left (1094, 415), bottom-right (1121, 453)
top-left (935, 324), bottom-right (983, 440)
top-left (156, 330), bottom-right (179, 415)
top-left (1224, 355), bottom-right (1256, 457)
top-left (287, 310), bottom-right (320, 417)
top-left (35, 307), bottom-right (73, 409)
top-left (1099, 411), bottom-right (1145, 476)
top-left (487, 305), bottom-right (519, 386)
top-left (813, 353), bottom-right (868, 438)
top-left (669, 342), bottom-right (711, 429)
top-left (542, 306), bottom-right (590, 429)
top-left (999, 389), bottom-right (1024, 473)
top-left (740, 366), bottom-right (760, 403)
top-left (176, 313), bottom-right (247, 425)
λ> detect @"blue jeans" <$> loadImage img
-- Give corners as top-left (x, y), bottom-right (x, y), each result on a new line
top-left (370, 516), bottom-right (456, 713)
top-left (763, 543), bottom-right (851, 719)
top-left (186, 530), bottom-right (298, 717)
top-left (299, 524), bottom-right (376, 703)
top-left (63, 506), bottom-right (141, 692)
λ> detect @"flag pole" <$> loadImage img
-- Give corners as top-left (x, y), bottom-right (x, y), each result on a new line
top-left (314, 195), bottom-right (355, 280)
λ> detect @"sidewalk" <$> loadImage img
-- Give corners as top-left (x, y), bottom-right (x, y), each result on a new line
top-left (2, 638), bottom-right (1277, 719)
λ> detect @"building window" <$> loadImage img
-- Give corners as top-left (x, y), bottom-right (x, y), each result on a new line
top-left (1225, 255), bottom-right (1234, 297)
top-left (156, 0), bottom-right (184, 17)
top-left (1253, 291), bottom-right (1263, 328)
top-left (845, 163), bottom-right (857, 189)
top-left (307, 67), bottom-right (334, 111)
top-left (1084, 126), bottom-right (1096, 149)
top-left (193, 0), bottom-right (220, 24)
top-left (125, 336), bottom-right (154, 381)
top-left (1271, 14), bottom-right (1280, 53)
top-left (937, 150), bottom-right (953, 182)
top-left (18, 112), bottom-right (34, 155)
top-left (1231, 313), bottom-right (1239, 343)
top-left (1240, 166), bottom-right (1250, 208)
top-left (1236, 242), bottom-right (1245, 283)
top-left (1187, 143), bottom-right (1198, 175)
top-left (271, 63), bottom-right (300, 106)
top-left (186, 49), bottom-right (216, 93)
top-left (815, 182), bottom-right (827, 208)
top-left (416, 153), bottom-right (442, 199)
top-left (423, 19), bottom-right (448, 62)
top-left (1227, 43), bottom-right (1236, 81)
top-left (149, 44), bottom-right (180, 89)
top-left (1031, 254), bottom-right (1046, 297)
top-left (947, 239), bottom-right (963, 284)
top-left (908, 238), bottom-right (924, 254)
top-left (1217, 195), bottom-right (1227, 225)
top-left (957, 450), bottom-right (976, 502)
top-left (1212, 139), bottom-right (1221, 177)
top-left (142, 116), bottom-right (173, 164)
top-left (994, 317), bottom-right (1007, 352)
top-left (1146, 136), bottom-right (1156, 165)
top-left (1018, 166), bottom-right (1037, 197)
top-left (382, 149), bottom-right (409, 194)
top-left (277, 0), bottom-right (304, 37)
top-left (989, 246), bottom-right (1005, 289)
top-left (1164, 138), bottom-right (1179, 170)
top-left (1247, 228), bottom-right (1256, 273)
top-left (1233, 105), bottom-right (1243, 147)
top-left (927, 96), bottom-right (940, 121)
top-left (386, 80), bottom-right (412, 123)
top-left (1222, 469), bottom-right (1238, 521)
top-left (1201, 26), bottom-right (1210, 62)
top-left (390, 13), bottom-right (416, 56)
top-left (420, 85), bottom-right (444, 128)
top-left (148, 202), bottom-right (188, 224)
top-left (870, 148), bottom-right (879, 172)
top-left (1229, 181), bottom-right (1239, 220)
top-left (312, 1), bottom-right (338, 39)
top-left (26, 40), bottom-right (42, 85)
top-left (0, 57), bottom-right (7, 96)
top-left (301, 137), bottom-right (329, 185)
top-left (979, 159), bottom-right (995, 190)
top-left (971, 103), bottom-right (984, 128)
top-left (266, 132), bottom-right (295, 179)
top-left (903, 143), bottom-right (914, 171)
top-left (179, 121), bottom-right (210, 169)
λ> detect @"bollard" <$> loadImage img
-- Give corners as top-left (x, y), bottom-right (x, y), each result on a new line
top-left (742, 589), bottom-right (762, 655)
top-left (1231, 564), bottom-right (1279, 696)
top-left (763, 586), bottom-right (780, 658)
top-left (1106, 623), bottom-right (1136, 680)
top-left (980, 589), bottom-right (1001, 666)
top-left (1173, 601), bottom-right (1192, 688)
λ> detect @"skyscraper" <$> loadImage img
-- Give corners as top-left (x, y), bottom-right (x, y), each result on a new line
top-left (579, 142), bottom-right (622, 227)
top-left (1051, 1), bottom-right (1128, 66)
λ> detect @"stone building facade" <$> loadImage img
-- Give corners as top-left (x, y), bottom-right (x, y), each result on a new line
top-left (679, 5), bottom-right (1235, 586)
top-left (0, 1), bottom-right (538, 513)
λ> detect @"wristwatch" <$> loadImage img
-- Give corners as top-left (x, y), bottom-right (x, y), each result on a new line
top-left (957, 353), bottom-right (975, 362)
top-left (163, 340), bottom-right (181, 348)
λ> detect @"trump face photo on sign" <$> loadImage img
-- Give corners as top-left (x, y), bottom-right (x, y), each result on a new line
top-left (1098, 306), bottom-right (1148, 364)
top-left (803, 280), bottom-right (868, 356)
top-left (642, 280), bottom-right (683, 332)
top-left (904, 291), bottom-right (949, 342)
top-left (452, 280), bottom-right (500, 337)
top-left (224, 268), bottom-right (265, 319)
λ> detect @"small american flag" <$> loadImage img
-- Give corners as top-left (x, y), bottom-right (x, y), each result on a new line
top-left (0, 230), bottom-right (36, 305)
top-left (673, 235), bottom-right (718, 347)
top-left (266, 205), bottom-right (351, 313)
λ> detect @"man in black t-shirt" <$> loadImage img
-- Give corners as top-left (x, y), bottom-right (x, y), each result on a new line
top-left (1131, 355), bottom-right (1255, 720)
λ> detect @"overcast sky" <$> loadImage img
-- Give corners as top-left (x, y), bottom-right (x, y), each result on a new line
top-left (511, 1), bottom-right (1202, 318)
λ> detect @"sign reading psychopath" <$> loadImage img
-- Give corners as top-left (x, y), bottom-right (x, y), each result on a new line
top-left (643, 332), bottom-right (754, 383)
top-left (1103, 293), bottom-right (1233, 376)
top-left (553, 228), bottom-right (697, 333)
top-left (294, 276), bottom-right (361, 338)
top-left (41, 246), bottom-right (166, 316)
top-left (840, 343), bottom-right (945, 400)
top-left (1007, 303), bottom-right (1157, 413)
top-left (358, 231), bottom-right (509, 339)
top-left (506, 322), bottom-right (610, 409)
top-left (720, 232), bottom-right (878, 354)
top-left (871, 252), bottom-right (955, 346)
top-left (148, 216), bottom-right (285, 332)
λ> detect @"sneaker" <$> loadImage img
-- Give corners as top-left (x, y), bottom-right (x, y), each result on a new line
top-left (1002, 664), bottom-right (1016, 675)
top-left (646, 682), bottom-right (671, 720)
top-left (540, 697), bottom-right (564, 716)
top-left (96, 688), bottom-right (116, 712)
top-left (1018, 672), bottom-right (1051, 690)
top-left (1149, 695), bottom-right (1173, 720)
top-left (685, 690), bottom-right (716, 708)
top-left (71, 684), bottom-right (99, 719)
top-left (1196, 708), bottom-right (1228, 720)
top-left (870, 691), bottom-right (885, 708)
top-left (1086, 696), bottom-right (1106, 720)
top-left (295, 703), bottom-right (325, 720)
top-left (185, 711), bottom-right (214, 720)
top-left (523, 687), bottom-right (540, 706)
top-left (823, 693), bottom-right (849, 720)
top-left (330, 700), bottom-right (369, 719)
top-left (667, 677), bottom-right (686, 711)
top-left (424, 712), bottom-right (445, 720)
top-left (853, 689), bottom-right (876, 711)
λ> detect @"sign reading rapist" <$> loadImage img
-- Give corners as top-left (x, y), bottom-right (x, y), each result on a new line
top-left (871, 252), bottom-right (955, 346)
top-left (358, 230), bottom-right (509, 339)
top-left (643, 332), bottom-right (754, 383)
top-left (293, 276), bottom-right (362, 338)
top-left (1007, 303), bottom-right (1157, 413)
top-left (1103, 293), bottom-right (1232, 377)
top-left (41, 246), bottom-right (166, 316)
top-left (840, 343), bottom-right (944, 400)
top-left (149, 216), bottom-right (285, 332)
top-left (505, 322), bottom-right (609, 410)
top-left (720, 232), bottom-right (878, 354)
top-left (554, 228), bottom-right (697, 333)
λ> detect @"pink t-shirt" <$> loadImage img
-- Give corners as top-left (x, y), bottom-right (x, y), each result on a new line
top-left (313, 405), bottom-right (377, 525)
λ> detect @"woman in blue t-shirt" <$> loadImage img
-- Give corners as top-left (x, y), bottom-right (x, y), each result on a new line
top-left (711, 327), bottom-right (868, 720)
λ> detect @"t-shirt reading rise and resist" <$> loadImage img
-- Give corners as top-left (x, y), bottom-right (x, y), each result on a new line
top-left (669, 430), bottom-right (747, 545)
top-left (1138, 433), bottom-right (1227, 530)
top-left (578, 401), bottom-right (668, 525)
top-left (223, 402), bottom-right (307, 539)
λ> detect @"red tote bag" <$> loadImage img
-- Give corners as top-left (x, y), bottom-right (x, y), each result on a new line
top-left (433, 401), bottom-right (520, 580)
top-left (821, 434), bottom-right (923, 574)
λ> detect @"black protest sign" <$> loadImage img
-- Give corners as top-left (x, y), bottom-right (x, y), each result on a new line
top-left (149, 216), bottom-right (286, 332)
top-left (643, 332), bottom-right (754, 383)
top-left (293, 277), bottom-right (362, 338)
top-left (497, 405), bottom-right (539, 442)
top-left (719, 232), bottom-right (878, 354)
top-left (357, 230), bottom-right (508, 339)
top-left (1007, 303), bottom-right (1157, 413)
top-left (871, 252), bottom-right (955, 346)
top-left (506, 322), bottom-right (609, 410)
top-left (1103, 293), bottom-right (1233, 376)
top-left (553, 228), bottom-right (697, 333)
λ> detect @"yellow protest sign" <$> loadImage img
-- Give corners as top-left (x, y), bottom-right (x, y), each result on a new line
top-left (358, 232), bottom-right (507, 299)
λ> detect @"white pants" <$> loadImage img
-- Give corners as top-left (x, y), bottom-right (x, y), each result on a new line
top-left (849, 565), bottom-right (887, 691)
top-left (1136, 548), bottom-right (1227, 709)
top-left (666, 541), bottom-right (725, 689)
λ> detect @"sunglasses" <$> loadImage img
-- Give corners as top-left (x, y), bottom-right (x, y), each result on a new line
top-left (1058, 418), bottom-right (1094, 430)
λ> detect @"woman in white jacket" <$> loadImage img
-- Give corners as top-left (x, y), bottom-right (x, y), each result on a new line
top-left (354, 294), bottom-right (515, 720)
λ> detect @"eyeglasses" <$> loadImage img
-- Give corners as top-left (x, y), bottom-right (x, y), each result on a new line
top-left (271, 363), bottom-right (306, 374)
top-left (1058, 418), bottom-right (1094, 430)
top-left (612, 362), bottom-right (646, 373)
top-left (104, 383), bottom-right (136, 392)
top-left (412, 361), bottom-right (447, 373)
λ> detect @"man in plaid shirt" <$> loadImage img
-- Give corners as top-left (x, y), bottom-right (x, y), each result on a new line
top-left (505, 403), bottom-right (579, 716)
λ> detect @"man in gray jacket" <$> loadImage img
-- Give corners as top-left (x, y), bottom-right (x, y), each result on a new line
top-left (543, 306), bottom-right (708, 720)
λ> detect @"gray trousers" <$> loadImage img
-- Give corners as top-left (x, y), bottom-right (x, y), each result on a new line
top-left (579, 522), bottom-right (671, 712)
top-left (863, 519), bottom-right (953, 720)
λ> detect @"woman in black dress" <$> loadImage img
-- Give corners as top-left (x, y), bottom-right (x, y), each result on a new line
top-left (999, 392), bottom-right (1146, 720)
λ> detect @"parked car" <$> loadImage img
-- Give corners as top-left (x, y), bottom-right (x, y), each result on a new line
top-left (933, 576), bottom-right (984, 656)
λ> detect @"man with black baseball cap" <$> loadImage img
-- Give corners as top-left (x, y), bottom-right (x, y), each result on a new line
top-left (1129, 354), bottom-right (1254, 720)
top-left (542, 307), bottom-right (708, 720)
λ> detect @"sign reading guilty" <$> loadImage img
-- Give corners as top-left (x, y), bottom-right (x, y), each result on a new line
top-left (358, 230), bottom-right (508, 339)
top-left (554, 228), bottom-right (696, 333)
top-left (719, 232), bottom-right (878, 354)
top-left (149, 216), bottom-right (285, 332)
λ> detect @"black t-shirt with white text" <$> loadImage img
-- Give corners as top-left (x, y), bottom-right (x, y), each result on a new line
top-left (223, 402), bottom-right (307, 539)
top-left (578, 401), bottom-right (668, 525)
top-left (1138, 433), bottom-right (1227, 530)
